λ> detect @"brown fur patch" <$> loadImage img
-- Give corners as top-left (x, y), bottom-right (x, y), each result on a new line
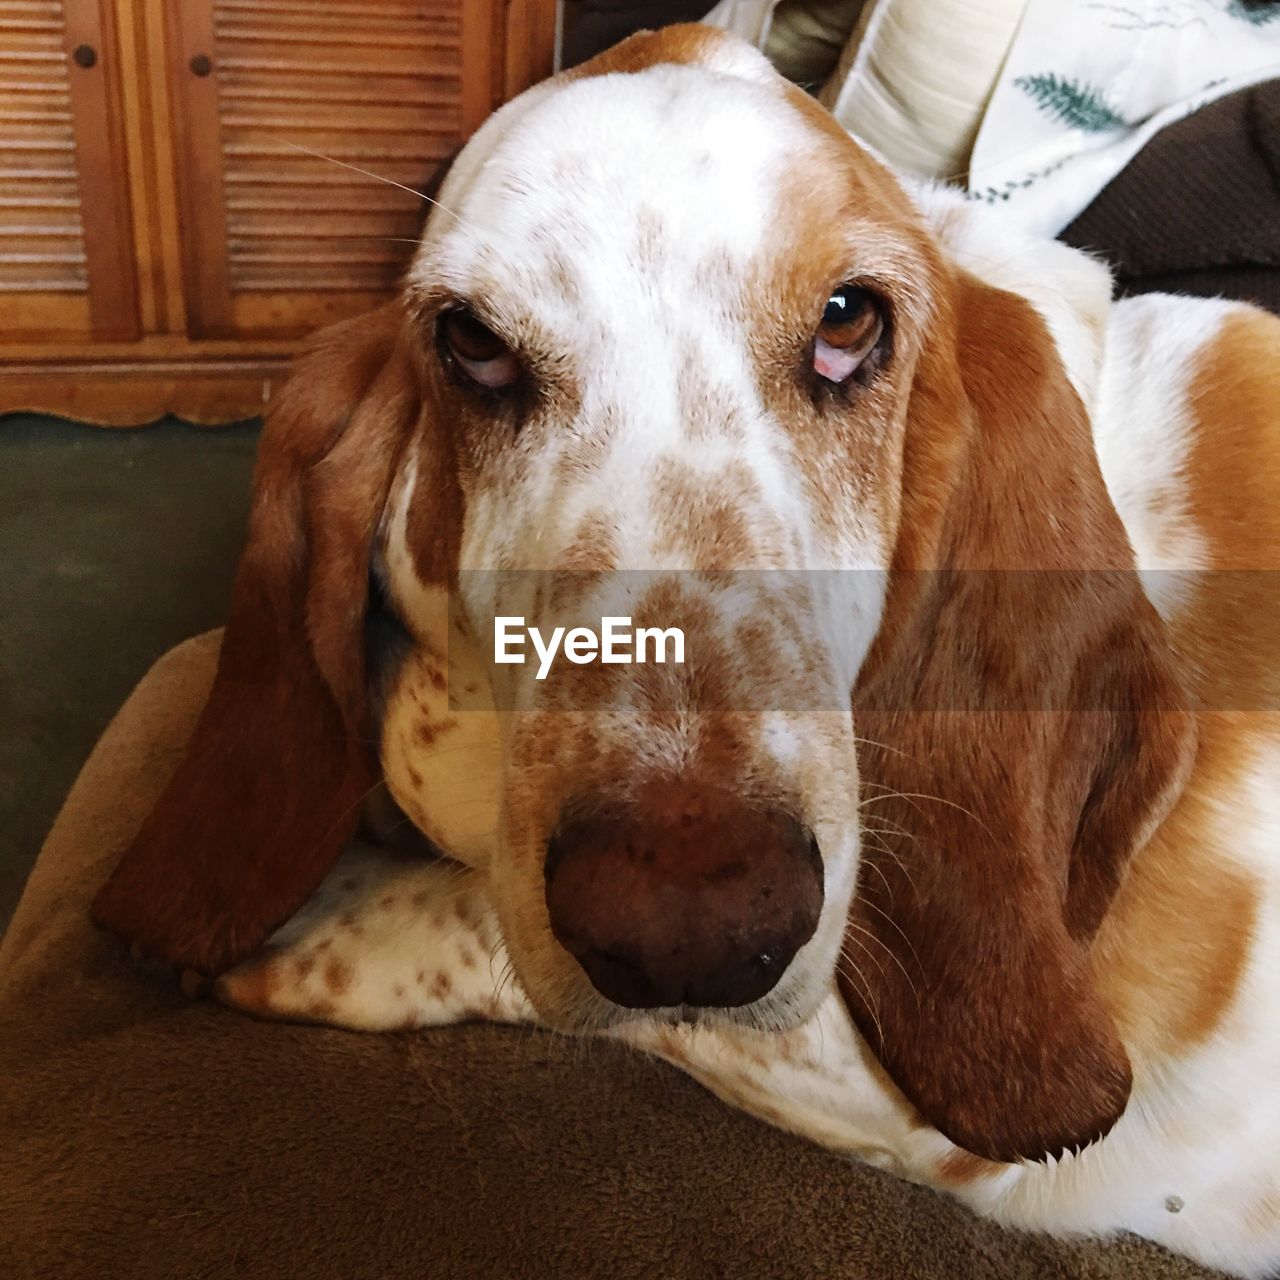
top-left (545, 251), bottom-right (583, 306)
top-left (631, 206), bottom-right (665, 271)
top-left (650, 457), bottom-right (758, 569)
top-left (1180, 308), bottom-right (1280, 712)
top-left (1094, 720), bottom-right (1262, 1057)
top-left (216, 957), bottom-right (280, 1016)
top-left (552, 404), bottom-right (619, 486)
top-left (676, 353), bottom-right (744, 446)
top-left (324, 959), bottom-right (352, 995)
top-left (935, 1148), bottom-right (1004, 1187)
top-left (415, 717), bottom-right (457, 749)
top-left (1247, 1186), bottom-right (1280, 1241)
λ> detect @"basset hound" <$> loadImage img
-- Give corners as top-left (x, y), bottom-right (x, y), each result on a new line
top-left (92, 26), bottom-right (1280, 1277)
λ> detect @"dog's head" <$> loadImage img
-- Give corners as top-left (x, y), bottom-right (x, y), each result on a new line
top-left (94, 27), bottom-right (1194, 1164)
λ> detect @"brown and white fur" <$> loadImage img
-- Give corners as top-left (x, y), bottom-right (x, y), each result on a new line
top-left (92, 27), bottom-right (1280, 1277)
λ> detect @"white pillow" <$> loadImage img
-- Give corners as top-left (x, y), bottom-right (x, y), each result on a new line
top-left (705, 0), bottom-right (1027, 181)
top-left (818, 0), bottom-right (1028, 180)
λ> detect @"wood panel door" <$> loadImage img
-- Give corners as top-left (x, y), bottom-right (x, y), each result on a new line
top-left (0, 0), bottom-right (139, 342)
top-left (166, 0), bottom-right (514, 341)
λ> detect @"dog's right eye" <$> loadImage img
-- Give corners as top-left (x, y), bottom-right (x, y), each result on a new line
top-left (440, 307), bottom-right (521, 390)
top-left (813, 285), bottom-right (886, 386)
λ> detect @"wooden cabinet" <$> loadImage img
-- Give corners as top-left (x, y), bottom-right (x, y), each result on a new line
top-left (0, 0), bottom-right (557, 424)
top-left (1, 0), bottom-right (138, 342)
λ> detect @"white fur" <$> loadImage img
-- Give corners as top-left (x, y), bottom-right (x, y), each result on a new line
top-left (1093, 294), bottom-right (1225, 614)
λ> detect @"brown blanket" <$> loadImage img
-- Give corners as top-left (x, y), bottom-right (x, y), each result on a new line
top-left (1060, 78), bottom-right (1280, 314)
top-left (0, 633), bottom-right (1225, 1279)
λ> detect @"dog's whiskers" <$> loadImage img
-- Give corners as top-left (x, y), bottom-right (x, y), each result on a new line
top-left (854, 888), bottom-right (922, 974)
top-left (857, 845), bottom-right (898, 903)
top-left (859, 814), bottom-right (922, 847)
top-left (847, 917), bottom-right (922, 1012)
top-left (861, 787), bottom-right (996, 844)
top-left (857, 828), bottom-right (920, 898)
top-left (279, 139), bottom-right (469, 229)
top-left (836, 949), bottom-right (885, 1049)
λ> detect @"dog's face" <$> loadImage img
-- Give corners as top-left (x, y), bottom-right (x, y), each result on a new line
top-left (376, 33), bottom-right (937, 1032)
top-left (95, 26), bottom-right (1197, 1165)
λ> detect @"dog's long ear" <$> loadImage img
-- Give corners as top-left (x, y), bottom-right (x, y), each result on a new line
top-left (845, 274), bottom-right (1197, 1164)
top-left (92, 304), bottom-right (421, 977)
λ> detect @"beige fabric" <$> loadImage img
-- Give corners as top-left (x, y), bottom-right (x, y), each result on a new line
top-left (0, 633), bottom-right (1226, 1279)
top-left (766, 0), bottom-right (870, 85)
top-left (817, 0), bottom-right (1027, 181)
top-left (701, 0), bottom-right (779, 45)
top-left (703, 0), bottom-right (1028, 181)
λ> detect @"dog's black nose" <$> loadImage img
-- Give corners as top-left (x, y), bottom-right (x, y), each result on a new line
top-left (544, 795), bottom-right (823, 1009)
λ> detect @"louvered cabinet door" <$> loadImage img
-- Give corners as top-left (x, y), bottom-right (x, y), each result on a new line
top-left (167, 0), bottom-right (507, 341)
top-left (0, 0), bottom-right (138, 342)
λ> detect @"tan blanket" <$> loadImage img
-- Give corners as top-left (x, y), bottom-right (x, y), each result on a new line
top-left (0, 632), bottom-right (1224, 1279)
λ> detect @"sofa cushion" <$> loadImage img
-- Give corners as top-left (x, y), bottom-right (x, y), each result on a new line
top-left (0, 632), bottom-right (1223, 1279)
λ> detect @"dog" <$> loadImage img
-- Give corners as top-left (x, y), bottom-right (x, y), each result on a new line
top-left (92, 26), bottom-right (1280, 1277)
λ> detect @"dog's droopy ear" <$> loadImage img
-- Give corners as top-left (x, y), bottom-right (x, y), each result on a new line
top-left (845, 276), bottom-right (1196, 1164)
top-left (92, 305), bottom-right (419, 976)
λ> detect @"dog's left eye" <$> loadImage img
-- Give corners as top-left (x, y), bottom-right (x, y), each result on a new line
top-left (441, 307), bottom-right (521, 390)
top-left (813, 285), bottom-right (885, 384)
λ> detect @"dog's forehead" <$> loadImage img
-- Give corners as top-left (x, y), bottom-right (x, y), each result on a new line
top-left (412, 65), bottom-right (827, 306)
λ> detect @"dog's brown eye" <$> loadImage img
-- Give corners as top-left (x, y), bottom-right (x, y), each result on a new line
top-left (814, 285), bottom-right (885, 384)
top-left (441, 307), bottom-right (521, 390)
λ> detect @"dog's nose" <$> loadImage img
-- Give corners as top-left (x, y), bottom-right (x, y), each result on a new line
top-left (544, 797), bottom-right (823, 1009)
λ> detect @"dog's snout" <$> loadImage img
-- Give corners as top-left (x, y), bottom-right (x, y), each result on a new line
top-left (544, 798), bottom-right (823, 1010)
